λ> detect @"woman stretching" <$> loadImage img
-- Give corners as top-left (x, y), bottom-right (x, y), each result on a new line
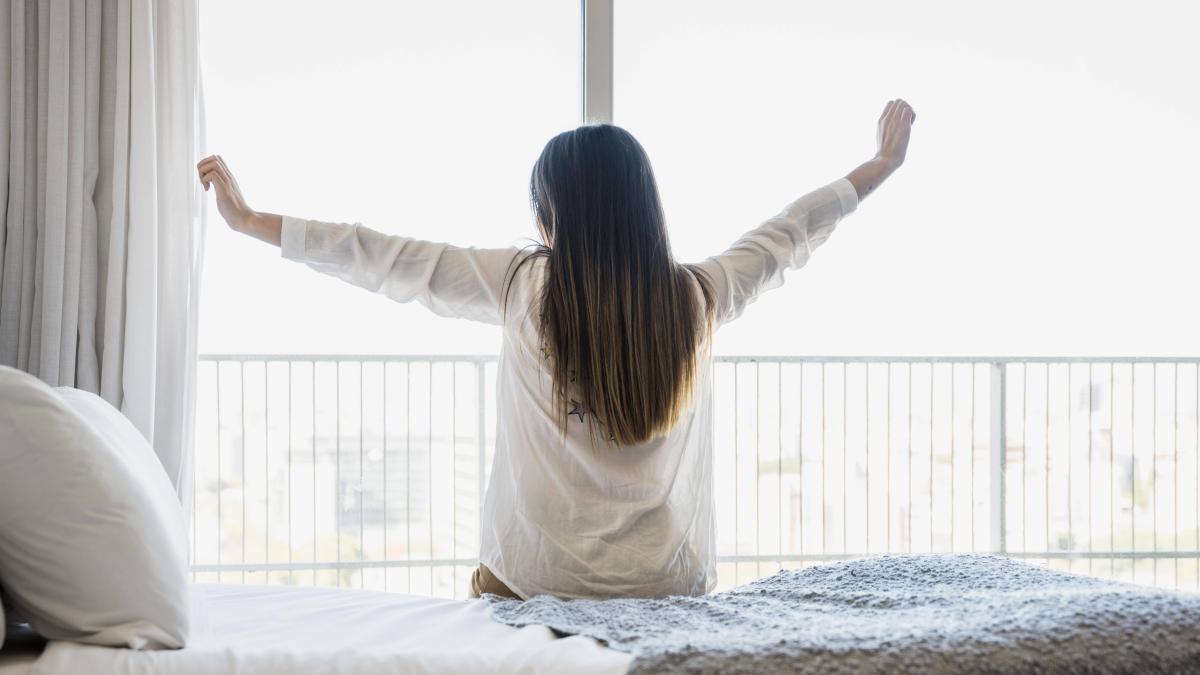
top-left (197, 99), bottom-right (915, 600)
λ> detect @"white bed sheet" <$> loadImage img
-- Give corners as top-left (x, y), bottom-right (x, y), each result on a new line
top-left (24, 584), bottom-right (631, 675)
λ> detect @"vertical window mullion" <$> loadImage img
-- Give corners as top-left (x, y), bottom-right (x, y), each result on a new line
top-left (581, 0), bottom-right (613, 123)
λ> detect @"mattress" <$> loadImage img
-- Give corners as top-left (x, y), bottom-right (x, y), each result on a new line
top-left (18, 583), bottom-right (631, 675)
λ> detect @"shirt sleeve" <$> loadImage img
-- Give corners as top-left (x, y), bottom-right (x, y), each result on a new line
top-left (280, 216), bottom-right (522, 326)
top-left (692, 178), bottom-right (858, 326)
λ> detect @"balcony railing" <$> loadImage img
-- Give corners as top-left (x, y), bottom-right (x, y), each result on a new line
top-left (190, 355), bottom-right (1200, 598)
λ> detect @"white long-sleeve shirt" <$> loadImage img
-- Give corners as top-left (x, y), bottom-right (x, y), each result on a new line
top-left (280, 178), bottom-right (858, 599)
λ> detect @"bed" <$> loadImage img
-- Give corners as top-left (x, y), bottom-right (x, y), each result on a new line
top-left (6, 555), bottom-right (1200, 674)
top-left (0, 584), bottom-right (630, 675)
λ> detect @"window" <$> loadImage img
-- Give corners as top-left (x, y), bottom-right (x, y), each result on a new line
top-left (615, 0), bottom-right (1200, 356)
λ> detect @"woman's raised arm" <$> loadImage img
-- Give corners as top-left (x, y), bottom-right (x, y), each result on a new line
top-left (196, 155), bottom-right (521, 326)
top-left (692, 99), bottom-right (915, 326)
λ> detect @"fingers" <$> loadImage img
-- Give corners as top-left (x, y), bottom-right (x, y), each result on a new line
top-left (196, 155), bottom-right (233, 190)
top-left (882, 99), bottom-right (915, 126)
top-left (200, 169), bottom-right (226, 192)
top-left (197, 156), bottom-right (216, 184)
top-left (196, 154), bottom-right (219, 170)
top-left (196, 155), bottom-right (230, 173)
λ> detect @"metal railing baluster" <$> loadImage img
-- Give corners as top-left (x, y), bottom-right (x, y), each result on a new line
top-left (264, 363), bottom-right (270, 581)
top-left (756, 362), bottom-right (761, 579)
top-left (907, 363), bottom-right (912, 553)
top-left (989, 362), bottom-right (1005, 554)
top-left (287, 362), bottom-right (292, 581)
top-left (733, 365), bottom-right (739, 580)
top-left (240, 362), bottom-right (246, 584)
top-left (216, 362), bottom-right (222, 582)
top-left (359, 363), bottom-right (364, 589)
top-left (382, 365), bottom-right (388, 590)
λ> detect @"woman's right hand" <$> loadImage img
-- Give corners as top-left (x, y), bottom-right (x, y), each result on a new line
top-left (844, 99), bottom-right (915, 201)
top-left (876, 99), bottom-right (915, 170)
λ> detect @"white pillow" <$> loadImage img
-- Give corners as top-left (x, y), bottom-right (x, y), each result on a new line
top-left (0, 366), bottom-right (189, 649)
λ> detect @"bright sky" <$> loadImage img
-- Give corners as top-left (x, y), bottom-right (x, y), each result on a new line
top-left (198, 0), bottom-right (1200, 357)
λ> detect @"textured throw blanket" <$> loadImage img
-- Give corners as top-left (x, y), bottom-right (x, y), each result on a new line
top-left (487, 554), bottom-right (1200, 674)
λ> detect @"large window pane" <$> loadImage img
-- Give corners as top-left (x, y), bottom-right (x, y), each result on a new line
top-left (616, 0), bottom-right (1200, 355)
top-left (199, 0), bottom-right (578, 354)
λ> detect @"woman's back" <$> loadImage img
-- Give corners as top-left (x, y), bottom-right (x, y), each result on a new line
top-left (482, 174), bottom-right (859, 598)
top-left (483, 256), bottom-right (718, 598)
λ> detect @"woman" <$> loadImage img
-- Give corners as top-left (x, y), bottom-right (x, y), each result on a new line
top-left (196, 99), bottom-right (915, 600)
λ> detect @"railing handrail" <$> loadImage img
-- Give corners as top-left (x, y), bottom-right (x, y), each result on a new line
top-left (190, 549), bottom-right (1200, 575)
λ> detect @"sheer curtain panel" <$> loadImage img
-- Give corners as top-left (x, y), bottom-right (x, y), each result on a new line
top-left (0, 0), bottom-right (204, 497)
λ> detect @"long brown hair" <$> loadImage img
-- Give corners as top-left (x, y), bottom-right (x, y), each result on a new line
top-left (506, 125), bottom-right (715, 446)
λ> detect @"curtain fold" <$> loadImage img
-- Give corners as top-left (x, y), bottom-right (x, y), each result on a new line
top-left (1, 0), bottom-right (204, 498)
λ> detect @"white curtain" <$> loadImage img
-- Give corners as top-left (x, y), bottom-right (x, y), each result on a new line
top-left (0, 0), bottom-right (204, 498)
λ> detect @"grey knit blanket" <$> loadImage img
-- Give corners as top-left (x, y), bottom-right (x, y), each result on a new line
top-left (487, 554), bottom-right (1200, 674)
